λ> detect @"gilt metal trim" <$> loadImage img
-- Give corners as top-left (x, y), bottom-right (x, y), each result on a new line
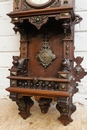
top-left (36, 32), bottom-right (56, 68)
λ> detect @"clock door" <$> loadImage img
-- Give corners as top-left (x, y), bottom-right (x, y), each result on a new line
top-left (28, 20), bottom-right (63, 77)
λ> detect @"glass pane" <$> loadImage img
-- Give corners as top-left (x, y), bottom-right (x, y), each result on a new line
top-left (27, 0), bottom-right (50, 5)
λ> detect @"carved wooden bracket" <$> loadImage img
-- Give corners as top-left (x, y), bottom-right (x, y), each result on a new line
top-left (56, 96), bottom-right (76, 126)
top-left (12, 56), bottom-right (29, 76)
top-left (73, 57), bottom-right (87, 82)
top-left (13, 25), bottom-right (19, 34)
top-left (38, 98), bottom-right (52, 114)
top-left (16, 96), bottom-right (34, 119)
top-left (29, 15), bottom-right (48, 29)
top-left (61, 58), bottom-right (71, 71)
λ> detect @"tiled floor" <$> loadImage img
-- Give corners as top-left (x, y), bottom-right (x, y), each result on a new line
top-left (0, 98), bottom-right (87, 130)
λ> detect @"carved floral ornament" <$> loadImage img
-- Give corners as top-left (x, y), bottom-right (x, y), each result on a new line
top-left (29, 15), bottom-right (49, 30)
top-left (28, 13), bottom-right (70, 30)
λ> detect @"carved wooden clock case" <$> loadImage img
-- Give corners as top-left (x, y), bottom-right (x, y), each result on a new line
top-left (6, 0), bottom-right (87, 125)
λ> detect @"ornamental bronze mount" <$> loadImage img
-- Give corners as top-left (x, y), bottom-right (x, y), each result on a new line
top-left (6, 0), bottom-right (87, 126)
top-left (36, 32), bottom-right (56, 68)
top-left (36, 43), bottom-right (56, 68)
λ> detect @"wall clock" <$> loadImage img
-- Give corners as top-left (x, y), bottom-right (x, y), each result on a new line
top-left (25, 0), bottom-right (55, 8)
top-left (7, 0), bottom-right (86, 126)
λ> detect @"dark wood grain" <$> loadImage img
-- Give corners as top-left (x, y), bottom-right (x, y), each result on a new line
top-left (6, 0), bottom-right (86, 126)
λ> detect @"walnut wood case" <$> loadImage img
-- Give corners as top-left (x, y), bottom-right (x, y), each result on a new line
top-left (6, 0), bottom-right (87, 125)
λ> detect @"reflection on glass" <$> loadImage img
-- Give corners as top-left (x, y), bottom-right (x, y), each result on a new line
top-left (27, 0), bottom-right (50, 5)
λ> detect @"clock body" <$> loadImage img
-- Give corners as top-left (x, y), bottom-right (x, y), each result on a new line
top-left (6, 0), bottom-right (86, 126)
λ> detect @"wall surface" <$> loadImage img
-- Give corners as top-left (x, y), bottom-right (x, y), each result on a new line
top-left (0, 0), bottom-right (87, 107)
top-left (74, 0), bottom-right (87, 107)
top-left (0, 0), bottom-right (20, 97)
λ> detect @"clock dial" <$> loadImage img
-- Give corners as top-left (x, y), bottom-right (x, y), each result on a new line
top-left (27, 0), bottom-right (50, 5)
top-left (25, 0), bottom-right (55, 8)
